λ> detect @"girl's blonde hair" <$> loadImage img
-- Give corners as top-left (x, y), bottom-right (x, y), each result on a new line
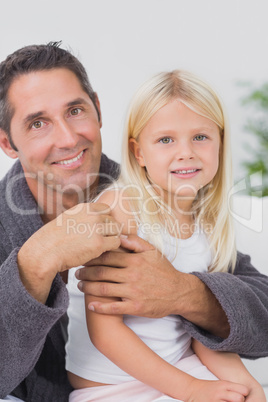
top-left (120, 70), bottom-right (236, 273)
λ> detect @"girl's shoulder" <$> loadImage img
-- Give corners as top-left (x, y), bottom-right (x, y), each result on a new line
top-left (94, 185), bottom-right (138, 235)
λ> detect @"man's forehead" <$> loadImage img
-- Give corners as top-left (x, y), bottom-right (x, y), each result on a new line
top-left (9, 67), bottom-right (80, 89)
top-left (8, 68), bottom-right (92, 120)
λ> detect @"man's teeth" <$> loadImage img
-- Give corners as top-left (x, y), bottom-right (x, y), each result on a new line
top-left (56, 151), bottom-right (84, 165)
top-left (174, 169), bottom-right (198, 174)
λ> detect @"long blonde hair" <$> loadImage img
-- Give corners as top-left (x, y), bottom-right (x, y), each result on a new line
top-left (120, 70), bottom-right (236, 272)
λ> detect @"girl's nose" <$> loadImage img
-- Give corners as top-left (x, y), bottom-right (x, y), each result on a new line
top-left (176, 141), bottom-right (194, 160)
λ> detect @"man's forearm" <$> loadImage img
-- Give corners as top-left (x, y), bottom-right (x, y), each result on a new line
top-left (17, 238), bottom-right (57, 304)
top-left (17, 203), bottom-right (121, 304)
top-left (0, 250), bottom-right (68, 398)
top-left (79, 237), bottom-right (230, 338)
top-left (174, 273), bottom-right (230, 338)
top-left (187, 259), bottom-right (268, 357)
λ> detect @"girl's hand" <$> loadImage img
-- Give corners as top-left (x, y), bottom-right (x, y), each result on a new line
top-left (245, 382), bottom-right (266, 401)
top-left (186, 379), bottom-right (249, 402)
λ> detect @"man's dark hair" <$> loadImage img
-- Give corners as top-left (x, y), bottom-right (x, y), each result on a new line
top-left (0, 41), bottom-right (100, 151)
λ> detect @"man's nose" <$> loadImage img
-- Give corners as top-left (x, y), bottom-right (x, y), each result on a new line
top-left (53, 120), bottom-right (79, 148)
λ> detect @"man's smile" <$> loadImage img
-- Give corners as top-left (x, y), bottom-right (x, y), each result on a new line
top-left (52, 149), bottom-right (86, 168)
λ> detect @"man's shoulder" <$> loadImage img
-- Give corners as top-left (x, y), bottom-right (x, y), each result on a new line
top-left (97, 154), bottom-right (120, 194)
top-left (99, 153), bottom-right (120, 180)
top-left (0, 160), bottom-right (42, 250)
top-left (0, 160), bottom-right (23, 188)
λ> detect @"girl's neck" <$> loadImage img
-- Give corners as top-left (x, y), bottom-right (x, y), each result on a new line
top-left (159, 191), bottom-right (196, 239)
top-left (173, 210), bottom-right (195, 239)
top-left (165, 198), bottom-right (195, 240)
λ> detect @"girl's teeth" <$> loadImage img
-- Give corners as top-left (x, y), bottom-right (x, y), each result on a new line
top-left (176, 169), bottom-right (197, 174)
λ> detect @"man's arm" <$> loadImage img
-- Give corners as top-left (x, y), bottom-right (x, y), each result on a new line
top-left (0, 248), bottom-right (68, 398)
top-left (76, 235), bottom-right (268, 358)
top-left (17, 203), bottom-right (120, 304)
top-left (76, 235), bottom-right (229, 337)
top-left (84, 252), bottom-right (229, 335)
top-left (0, 203), bottom-right (121, 398)
top-left (185, 252), bottom-right (268, 357)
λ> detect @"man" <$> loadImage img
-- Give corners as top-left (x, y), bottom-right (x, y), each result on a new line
top-left (0, 43), bottom-right (267, 402)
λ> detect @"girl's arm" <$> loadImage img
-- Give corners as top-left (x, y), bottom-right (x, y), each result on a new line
top-left (192, 339), bottom-right (266, 401)
top-left (86, 294), bottom-right (249, 401)
top-left (85, 189), bottom-right (250, 400)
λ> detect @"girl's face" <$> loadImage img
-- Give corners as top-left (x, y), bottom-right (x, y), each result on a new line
top-left (131, 100), bottom-right (221, 209)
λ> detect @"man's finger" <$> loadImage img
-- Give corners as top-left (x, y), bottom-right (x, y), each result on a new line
top-left (87, 300), bottom-right (133, 315)
top-left (95, 221), bottom-right (122, 236)
top-left (88, 202), bottom-right (112, 214)
top-left (120, 234), bottom-right (155, 253)
top-left (76, 265), bottom-right (128, 282)
top-left (101, 235), bottom-right (121, 252)
top-left (84, 250), bottom-right (129, 268)
top-left (63, 202), bottom-right (112, 216)
top-left (78, 280), bottom-right (126, 299)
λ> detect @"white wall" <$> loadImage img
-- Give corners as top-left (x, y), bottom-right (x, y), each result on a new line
top-left (0, 0), bottom-right (268, 181)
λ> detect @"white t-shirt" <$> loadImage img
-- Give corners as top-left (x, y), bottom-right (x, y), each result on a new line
top-left (65, 228), bottom-right (211, 384)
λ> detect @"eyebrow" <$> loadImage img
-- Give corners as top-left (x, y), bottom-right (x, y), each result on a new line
top-left (151, 126), bottom-right (219, 139)
top-left (66, 97), bottom-right (90, 108)
top-left (23, 111), bottom-right (45, 127)
top-left (22, 97), bottom-right (90, 127)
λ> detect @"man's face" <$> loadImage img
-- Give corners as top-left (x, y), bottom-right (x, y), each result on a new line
top-left (6, 68), bottom-right (102, 200)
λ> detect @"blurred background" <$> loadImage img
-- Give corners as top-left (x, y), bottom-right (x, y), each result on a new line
top-left (0, 0), bottom-right (268, 190)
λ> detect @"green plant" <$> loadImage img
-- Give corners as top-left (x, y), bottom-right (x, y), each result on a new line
top-left (240, 82), bottom-right (268, 197)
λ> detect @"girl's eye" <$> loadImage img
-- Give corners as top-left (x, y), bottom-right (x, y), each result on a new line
top-left (70, 107), bottom-right (82, 116)
top-left (159, 137), bottom-right (173, 144)
top-left (31, 121), bottom-right (43, 129)
top-left (194, 134), bottom-right (207, 141)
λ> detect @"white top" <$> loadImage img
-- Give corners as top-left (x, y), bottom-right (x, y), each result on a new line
top-left (65, 228), bottom-right (211, 384)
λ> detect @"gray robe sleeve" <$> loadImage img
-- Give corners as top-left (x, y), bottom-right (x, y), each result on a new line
top-left (0, 248), bottom-right (69, 398)
top-left (183, 252), bottom-right (268, 358)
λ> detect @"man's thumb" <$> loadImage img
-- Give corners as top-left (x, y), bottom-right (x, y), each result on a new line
top-left (120, 234), bottom-right (155, 253)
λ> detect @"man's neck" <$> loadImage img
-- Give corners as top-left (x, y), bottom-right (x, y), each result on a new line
top-left (26, 176), bottom-right (99, 223)
top-left (38, 186), bottom-right (96, 223)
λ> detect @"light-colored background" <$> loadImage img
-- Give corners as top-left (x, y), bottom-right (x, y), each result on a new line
top-left (0, 0), bottom-right (267, 394)
top-left (1, 0), bottom-right (268, 182)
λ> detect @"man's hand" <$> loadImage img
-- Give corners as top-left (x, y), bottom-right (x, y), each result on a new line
top-left (18, 203), bottom-right (121, 303)
top-left (76, 234), bottom-right (230, 338)
top-left (78, 234), bottom-right (183, 318)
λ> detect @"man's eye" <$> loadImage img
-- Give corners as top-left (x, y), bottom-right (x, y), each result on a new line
top-left (159, 137), bottom-right (172, 144)
top-left (194, 134), bottom-right (207, 141)
top-left (70, 108), bottom-right (82, 116)
top-left (32, 121), bottom-right (43, 129)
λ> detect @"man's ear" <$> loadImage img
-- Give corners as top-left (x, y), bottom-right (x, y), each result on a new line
top-left (129, 138), bottom-right (145, 167)
top-left (94, 93), bottom-right (102, 128)
top-left (0, 129), bottom-right (18, 159)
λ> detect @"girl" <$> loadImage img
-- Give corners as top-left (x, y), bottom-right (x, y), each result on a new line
top-left (66, 70), bottom-right (265, 401)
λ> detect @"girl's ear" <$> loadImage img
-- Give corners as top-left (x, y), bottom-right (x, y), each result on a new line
top-left (0, 129), bottom-right (18, 159)
top-left (129, 138), bottom-right (145, 167)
